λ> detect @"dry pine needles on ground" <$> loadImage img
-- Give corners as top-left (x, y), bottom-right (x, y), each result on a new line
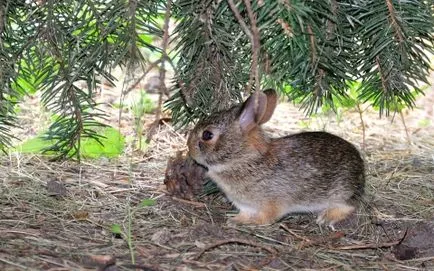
top-left (1, 92), bottom-right (434, 270)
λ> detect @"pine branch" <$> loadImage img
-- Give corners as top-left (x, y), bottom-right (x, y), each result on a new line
top-left (145, 0), bottom-right (172, 143)
top-left (166, 0), bottom-right (248, 128)
top-left (2, 0), bottom-right (434, 152)
top-left (227, 0), bottom-right (253, 41)
top-left (242, 0), bottom-right (261, 93)
top-left (227, 0), bottom-right (261, 94)
top-left (260, 1), bottom-right (353, 114)
top-left (356, 0), bottom-right (434, 115)
top-left (0, 0), bottom-right (166, 159)
top-left (0, 1), bottom-right (30, 152)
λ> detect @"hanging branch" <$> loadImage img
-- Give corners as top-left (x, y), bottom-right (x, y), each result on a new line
top-left (242, 0), bottom-right (261, 93)
top-left (0, 5), bottom-right (4, 40)
top-left (146, 0), bottom-right (171, 143)
top-left (226, 0), bottom-right (253, 41)
top-left (227, 0), bottom-right (261, 94)
top-left (123, 59), bottom-right (162, 96)
top-left (385, 0), bottom-right (404, 43)
top-left (227, 0), bottom-right (263, 118)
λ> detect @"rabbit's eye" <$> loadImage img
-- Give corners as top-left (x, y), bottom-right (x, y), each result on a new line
top-left (202, 130), bottom-right (213, 141)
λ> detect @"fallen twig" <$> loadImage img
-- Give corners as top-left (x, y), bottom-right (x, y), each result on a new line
top-left (121, 263), bottom-right (164, 271)
top-left (280, 223), bottom-right (345, 249)
top-left (279, 223), bottom-right (310, 242)
top-left (335, 240), bottom-right (400, 250)
top-left (194, 238), bottom-right (277, 260)
top-left (334, 229), bottom-right (408, 250)
top-left (170, 196), bottom-right (207, 208)
top-left (0, 229), bottom-right (41, 238)
top-left (299, 231), bottom-right (345, 249)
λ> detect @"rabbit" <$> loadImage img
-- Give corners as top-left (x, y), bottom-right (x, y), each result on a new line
top-left (187, 89), bottom-right (365, 228)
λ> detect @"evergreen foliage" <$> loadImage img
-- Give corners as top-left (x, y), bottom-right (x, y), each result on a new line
top-left (167, 0), bottom-right (434, 125)
top-left (1, 0), bottom-right (433, 157)
top-left (1, 0), bottom-right (163, 158)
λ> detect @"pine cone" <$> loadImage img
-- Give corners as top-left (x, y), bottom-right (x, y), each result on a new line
top-left (164, 151), bottom-right (207, 199)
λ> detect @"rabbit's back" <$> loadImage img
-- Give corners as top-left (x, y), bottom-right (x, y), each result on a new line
top-left (269, 131), bottom-right (365, 202)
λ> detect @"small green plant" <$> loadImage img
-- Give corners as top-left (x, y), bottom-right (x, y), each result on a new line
top-left (111, 198), bottom-right (156, 263)
top-left (15, 126), bottom-right (125, 158)
top-left (418, 118), bottom-right (431, 128)
top-left (297, 119), bottom-right (312, 130)
top-left (131, 90), bottom-right (156, 151)
top-left (111, 102), bottom-right (123, 110)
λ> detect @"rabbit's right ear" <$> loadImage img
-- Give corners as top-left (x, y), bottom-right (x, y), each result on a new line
top-left (239, 89), bottom-right (277, 133)
top-left (258, 89), bottom-right (277, 125)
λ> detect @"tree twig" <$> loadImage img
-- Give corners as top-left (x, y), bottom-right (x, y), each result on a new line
top-left (242, 0), bottom-right (261, 93)
top-left (334, 228), bottom-right (408, 250)
top-left (227, 0), bottom-right (259, 95)
top-left (194, 238), bottom-right (277, 260)
top-left (228, 0), bottom-right (262, 116)
top-left (399, 110), bottom-right (412, 145)
top-left (280, 223), bottom-right (346, 249)
top-left (356, 103), bottom-right (366, 151)
top-left (123, 59), bottom-right (162, 96)
top-left (279, 223), bottom-right (310, 242)
top-left (146, 0), bottom-right (172, 143)
top-left (170, 196), bottom-right (207, 208)
top-left (299, 231), bottom-right (345, 249)
top-left (227, 0), bottom-right (253, 41)
top-left (335, 240), bottom-right (400, 250)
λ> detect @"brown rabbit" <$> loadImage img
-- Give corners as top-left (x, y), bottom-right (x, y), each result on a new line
top-left (187, 89), bottom-right (365, 228)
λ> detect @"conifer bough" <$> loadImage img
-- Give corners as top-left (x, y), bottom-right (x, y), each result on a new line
top-left (167, 0), bottom-right (434, 126)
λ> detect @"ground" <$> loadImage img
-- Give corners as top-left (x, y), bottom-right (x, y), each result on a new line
top-left (1, 86), bottom-right (434, 270)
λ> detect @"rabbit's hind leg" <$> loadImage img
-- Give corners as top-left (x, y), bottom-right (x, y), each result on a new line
top-left (316, 204), bottom-right (355, 231)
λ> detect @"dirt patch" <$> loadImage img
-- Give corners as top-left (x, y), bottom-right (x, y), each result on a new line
top-left (394, 220), bottom-right (434, 260)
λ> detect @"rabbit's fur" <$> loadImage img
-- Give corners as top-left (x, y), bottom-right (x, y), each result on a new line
top-left (187, 89), bottom-right (365, 227)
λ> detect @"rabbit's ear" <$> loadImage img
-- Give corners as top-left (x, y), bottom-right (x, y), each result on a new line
top-left (239, 91), bottom-right (268, 133)
top-left (258, 89), bottom-right (278, 125)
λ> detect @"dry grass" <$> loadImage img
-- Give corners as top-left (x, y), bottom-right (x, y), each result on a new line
top-left (1, 89), bottom-right (434, 270)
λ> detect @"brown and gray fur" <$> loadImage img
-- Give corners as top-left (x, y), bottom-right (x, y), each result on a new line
top-left (187, 89), bottom-right (365, 227)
